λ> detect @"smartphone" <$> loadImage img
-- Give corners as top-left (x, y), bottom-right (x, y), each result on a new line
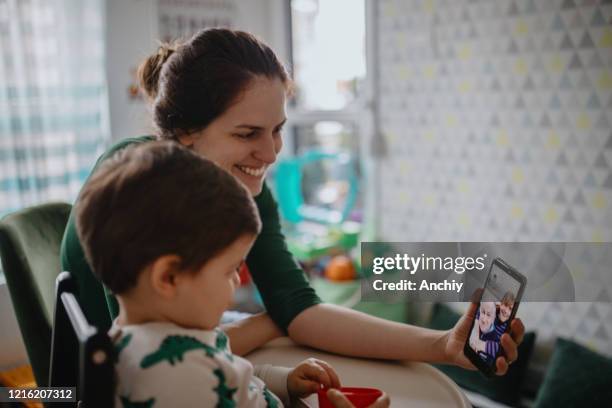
top-left (463, 257), bottom-right (527, 377)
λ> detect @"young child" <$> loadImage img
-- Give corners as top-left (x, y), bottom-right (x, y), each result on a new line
top-left (75, 142), bottom-right (340, 407)
top-left (497, 292), bottom-right (515, 324)
top-left (493, 291), bottom-right (515, 339)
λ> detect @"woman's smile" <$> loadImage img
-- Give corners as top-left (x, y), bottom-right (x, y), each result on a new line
top-left (235, 164), bottom-right (267, 178)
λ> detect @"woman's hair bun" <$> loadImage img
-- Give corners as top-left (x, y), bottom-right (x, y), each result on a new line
top-left (137, 41), bottom-right (179, 100)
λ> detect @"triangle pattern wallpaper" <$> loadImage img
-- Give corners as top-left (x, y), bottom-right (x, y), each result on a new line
top-left (375, 0), bottom-right (612, 362)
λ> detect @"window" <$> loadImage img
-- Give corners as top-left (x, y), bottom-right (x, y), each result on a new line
top-left (290, 0), bottom-right (366, 110)
top-left (281, 0), bottom-right (370, 225)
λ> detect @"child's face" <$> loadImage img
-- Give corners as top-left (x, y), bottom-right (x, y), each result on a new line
top-left (478, 302), bottom-right (495, 333)
top-left (499, 302), bottom-right (513, 322)
top-left (172, 234), bottom-right (256, 330)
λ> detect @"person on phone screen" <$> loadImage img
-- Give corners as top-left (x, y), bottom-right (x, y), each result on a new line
top-left (469, 302), bottom-right (498, 365)
top-left (495, 292), bottom-right (515, 336)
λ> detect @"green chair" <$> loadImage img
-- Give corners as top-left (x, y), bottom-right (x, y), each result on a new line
top-left (0, 202), bottom-right (72, 386)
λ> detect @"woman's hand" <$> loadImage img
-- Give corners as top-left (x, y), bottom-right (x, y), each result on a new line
top-left (287, 358), bottom-right (341, 398)
top-left (443, 302), bottom-right (525, 375)
top-left (326, 389), bottom-right (390, 408)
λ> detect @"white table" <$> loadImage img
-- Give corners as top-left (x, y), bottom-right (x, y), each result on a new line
top-left (246, 338), bottom-right (471, 407)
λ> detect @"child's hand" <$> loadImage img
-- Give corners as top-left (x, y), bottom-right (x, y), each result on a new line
top-left (287, 358), bottom-right (341, 398)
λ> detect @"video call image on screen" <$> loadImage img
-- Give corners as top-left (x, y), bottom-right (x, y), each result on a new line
top-left (468, 264), bottom-right (520, 365)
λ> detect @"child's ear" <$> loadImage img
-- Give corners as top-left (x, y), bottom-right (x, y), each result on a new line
top-left (177, 133), bottom-right (195, 148)
top-left (149, 255), bottom-right (183, 299)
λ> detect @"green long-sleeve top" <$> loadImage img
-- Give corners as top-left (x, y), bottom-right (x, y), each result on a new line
top-left (60, 136), bottom-right (321, 332)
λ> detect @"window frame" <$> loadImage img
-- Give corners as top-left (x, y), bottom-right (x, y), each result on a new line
top-left (280, 0), bottom-right (378, 237)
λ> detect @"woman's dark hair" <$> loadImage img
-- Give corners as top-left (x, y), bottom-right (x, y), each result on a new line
top-left (75, 141), bottom-right (261, 294)
top-left (137, 28), bottom-right (290, 140)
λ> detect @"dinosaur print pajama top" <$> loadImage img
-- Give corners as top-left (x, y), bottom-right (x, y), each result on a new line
top-left (110, 321), bottom-right (289, 407)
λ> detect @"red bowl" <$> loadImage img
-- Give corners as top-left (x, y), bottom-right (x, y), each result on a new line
top-left (317, 387), bottom-right (383, 408)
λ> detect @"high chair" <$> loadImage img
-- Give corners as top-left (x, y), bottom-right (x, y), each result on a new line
top-left (48, 272), bottom-right (114, 408)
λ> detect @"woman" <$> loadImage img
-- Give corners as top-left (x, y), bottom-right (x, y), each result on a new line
top-left (61, 28), bottom-right (524, 380)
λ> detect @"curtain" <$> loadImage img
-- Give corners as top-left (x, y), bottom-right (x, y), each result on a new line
top-left (0, 0), bottom-right (110, 217)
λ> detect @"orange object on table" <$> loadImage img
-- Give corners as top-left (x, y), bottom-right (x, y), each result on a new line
top-left (325, 255), bottom-right (356, 281)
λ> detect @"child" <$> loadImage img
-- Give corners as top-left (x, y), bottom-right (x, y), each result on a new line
top-left (493, 291), bottom-right (515, 339)
top-left (75, 142), bottom-right (340, 407)
top-left (497, 292), bottom-right (515, 324)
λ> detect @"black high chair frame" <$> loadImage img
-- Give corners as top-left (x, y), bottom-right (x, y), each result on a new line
top-left (48, 272), bottom-right (114, 408)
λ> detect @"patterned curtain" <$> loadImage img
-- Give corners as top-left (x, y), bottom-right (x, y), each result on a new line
top-left (0, 0), bottom-right (110, 217)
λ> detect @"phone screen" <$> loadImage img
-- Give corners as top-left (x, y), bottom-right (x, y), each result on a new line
top-left (467, 262), bottom-right (522, 368)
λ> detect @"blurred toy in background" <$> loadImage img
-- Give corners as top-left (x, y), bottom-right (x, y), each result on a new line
top-left (274, 149), bottom-right (362, 278)
top-left (270, 149), bottom-right (408, 323)
top-left (275, 149), bottom-right (359, 225)
top-left (325, 255), bottom-right (356, 281)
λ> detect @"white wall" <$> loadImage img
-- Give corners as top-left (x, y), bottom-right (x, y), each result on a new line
top-left (374, 0), bottom-right (612, 362)
top-left (106, 0), bottom-right (160, 141)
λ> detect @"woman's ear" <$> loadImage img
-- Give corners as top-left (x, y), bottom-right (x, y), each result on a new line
top-left (149, 255), bottom-right (183, 299)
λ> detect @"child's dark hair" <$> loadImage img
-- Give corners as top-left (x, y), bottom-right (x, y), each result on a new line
top-left (137, 28), bottom-right (291, 140)
top-left (75, 141), bottom-right (261, 294)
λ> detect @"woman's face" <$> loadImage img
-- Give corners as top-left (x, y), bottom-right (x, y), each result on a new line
top-left (180, 76), bottom-right (287, 196)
